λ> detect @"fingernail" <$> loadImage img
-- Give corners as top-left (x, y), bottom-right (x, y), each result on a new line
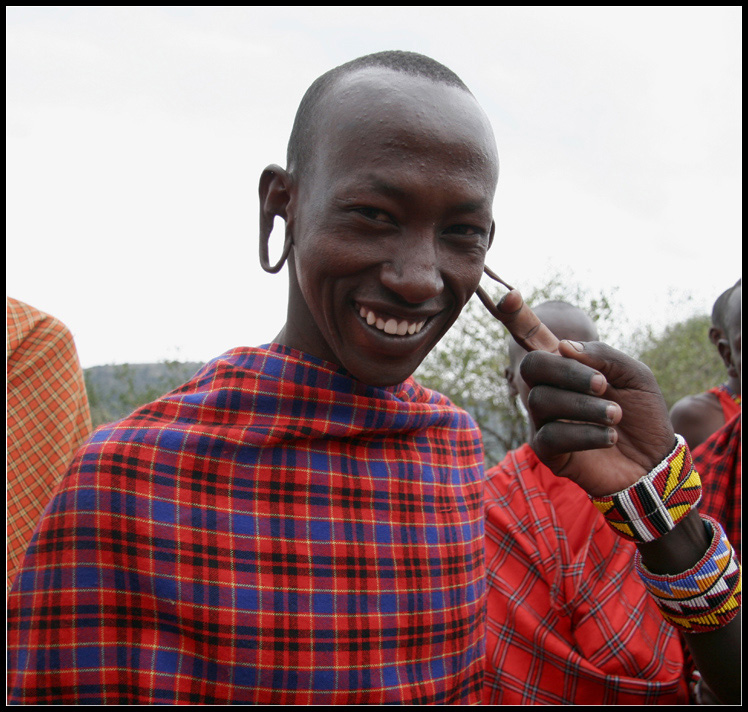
top-left (591, 373), bottom-right (606, 392)
top-left (566, 340), bottom-right (585, 352)
top-left (606, 404), bottom-right (619, 422)
top-left (608, 428), bottom-right (618, 444)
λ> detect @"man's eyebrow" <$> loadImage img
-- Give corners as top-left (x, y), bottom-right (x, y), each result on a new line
top-left (363, 176), bottom-right (408, 200)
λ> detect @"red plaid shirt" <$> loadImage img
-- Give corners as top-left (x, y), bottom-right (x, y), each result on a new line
top-left (693, 413), bottom-right (741, 561)
top-left (6, 297), bottom-right (92, 593)
top-left (707, 384), bottom-right (741, 423)
top-left (8, 344), bottom-right (485, 705)
top-left (484, 443), bottom-right (689, 705)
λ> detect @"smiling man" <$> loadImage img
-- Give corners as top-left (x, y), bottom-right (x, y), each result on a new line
top-left (7, 51), bottom-right (741, 705)
top-left (7, 52), bottom-right (496, 705)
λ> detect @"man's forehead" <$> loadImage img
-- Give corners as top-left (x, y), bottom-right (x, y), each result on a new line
top-left (318, 67), bottom-right (494, 143)
top-left (307, 68), bottom-right (498, 184)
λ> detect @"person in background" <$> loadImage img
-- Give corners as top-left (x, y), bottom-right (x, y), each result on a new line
top-left (669, 279), bottom-right (741, 450)
top-left (6, 297), bottom-right (92, 593)
top-left (692, 280), bottom-right (742, 561)
top-left (483, 301), bottom-right (689, 704)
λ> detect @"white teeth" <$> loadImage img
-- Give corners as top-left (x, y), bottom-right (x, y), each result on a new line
top-left (358, 305), bottom-right (427, 337)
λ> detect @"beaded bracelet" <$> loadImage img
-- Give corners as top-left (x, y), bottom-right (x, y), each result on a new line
top-left (590, 434), bottom-right (702, 543)
top-left (635, 515), bottom-right (742, 634)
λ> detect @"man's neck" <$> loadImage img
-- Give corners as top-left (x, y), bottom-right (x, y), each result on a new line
top-left (726, 375), bottom-right (741, 397)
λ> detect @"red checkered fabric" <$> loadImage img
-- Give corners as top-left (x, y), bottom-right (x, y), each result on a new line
top-left (6, 297), bottom-right (92, 594)
top-left (707, 384), bottom-right (741, 423)
top-left (7, 344), bottom-right (486, 705)
top-left (693, 413), bottom-right (741, 561)
top-left (483, 443), bottom-right (689, 705)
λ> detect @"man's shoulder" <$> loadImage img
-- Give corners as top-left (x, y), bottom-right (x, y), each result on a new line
top-left (403, 378), bottom-right (483, 429)
top-left (7, 296), bottom-right (77, 360)
top-left (670, 390), bottom-right (721, 412)
top-left (669, 390), bottom-right (725, 449)
top-left (485, 443), bottom-right (541, 498)
top-left (485, 442), bottom-right (586, 508)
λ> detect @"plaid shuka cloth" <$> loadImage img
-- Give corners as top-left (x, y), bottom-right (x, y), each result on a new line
top-left (707, 384), bottom-right (741, 422)
top-left (6, 297), bottom-right (92, 594)
top-left (693, 413), bottom-right (741, 562)
top-left (7, 344), bottom-right (486, 705)
top-left (483, 443), bottom-right (689, 705)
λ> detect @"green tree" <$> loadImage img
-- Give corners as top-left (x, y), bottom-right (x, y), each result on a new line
top-left (415, 272), bottom-right (617, 468)
top-left (632, 314), bottom-right (725, 410)
top-left (84, 359), bottom-right (203, 429)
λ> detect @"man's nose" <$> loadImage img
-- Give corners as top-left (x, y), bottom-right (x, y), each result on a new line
top-left (379, 235), bottom-right (444, 304)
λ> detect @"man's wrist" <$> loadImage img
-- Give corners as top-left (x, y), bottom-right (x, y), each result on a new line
top-left (636, 509), bottom-right (711, 574)
top-left (635, 515), bottom-right (741, 634)
top-left (590, 434), bottom-right (702, 542)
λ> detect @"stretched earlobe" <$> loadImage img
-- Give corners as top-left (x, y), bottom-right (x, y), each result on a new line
top-left (259, 165), bottom-right (294, 274)
top-left (260, 229), bottom-right (293, 274)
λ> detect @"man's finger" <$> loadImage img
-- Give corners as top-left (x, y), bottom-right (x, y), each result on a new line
top-left (527, 385), bottom-right (622, 429)
top-left (495, 289), bottom-right (560, 354)
top-left (520, 350), bottom-right (609, 395)
top-left (533, 421), bottom-right (618, 461)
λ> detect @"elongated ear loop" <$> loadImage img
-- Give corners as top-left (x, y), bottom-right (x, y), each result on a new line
top-left (259, 222), bottom-right (293, 274)
top-left (475, 265), bottom-right (514, 319)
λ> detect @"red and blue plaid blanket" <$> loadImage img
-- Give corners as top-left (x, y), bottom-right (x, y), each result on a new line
top-left (693, 413), bottom-right (741, 561)
top-left (8, 344), bottom-right (485, 704)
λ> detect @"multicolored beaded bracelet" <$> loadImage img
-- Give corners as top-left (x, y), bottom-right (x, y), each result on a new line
top-left (590, 434), bottom-right (702, 543)
top-left (635, 515), bottom-right (742, 634)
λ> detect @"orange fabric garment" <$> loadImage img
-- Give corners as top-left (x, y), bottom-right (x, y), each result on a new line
top-left (6, 297), bottom-right (92, 593)
top-left (484, 443), bottom-right (689, 705)
top-left (707, 384), bottom-right (741, 423)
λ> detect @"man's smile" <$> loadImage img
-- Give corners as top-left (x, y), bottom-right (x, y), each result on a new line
top-left (356, 303), bottom-right (429, 336)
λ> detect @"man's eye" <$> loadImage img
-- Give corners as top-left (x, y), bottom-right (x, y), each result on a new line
top-left (449, 225), bottom-right (486, 237)
top-left (355, 207), bottom-right (392, 223)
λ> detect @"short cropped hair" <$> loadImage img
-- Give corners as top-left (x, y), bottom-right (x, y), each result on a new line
top-left (712, 278), bottom-right (742, 332)
top-left (286, 50), bottom-right (472, 177)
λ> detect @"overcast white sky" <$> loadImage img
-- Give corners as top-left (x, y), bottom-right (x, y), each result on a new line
top-left (6, 6), bottom-right (742, 368)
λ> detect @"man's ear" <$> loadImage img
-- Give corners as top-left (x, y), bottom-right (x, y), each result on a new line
top-left (717, 337), bottom-right (738, 378)
top-left (487, 221), bottom-right (495, 251)
top-left (708, 326), bottom-right (723, 347)
top-left (259, 165), bottom-right (294, 273)
top-left (504, 364), bottom-right (519, 399)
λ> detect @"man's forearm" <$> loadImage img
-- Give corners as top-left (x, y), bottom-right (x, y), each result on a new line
top-left (638, 510), bottom-right (741, 704)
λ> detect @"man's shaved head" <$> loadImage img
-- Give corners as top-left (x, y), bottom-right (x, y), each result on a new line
top-left (507, 300), bottom-right (599, 370)
top-left (710, 278), bottom-right (741, 345)
top-left (505, 301), bottom-right (599, 439)
top-left (286, 51), bottom-right (473, 178)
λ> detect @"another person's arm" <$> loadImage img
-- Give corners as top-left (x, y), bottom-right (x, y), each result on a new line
top-left (518, 340), bottom-right (740, 704)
